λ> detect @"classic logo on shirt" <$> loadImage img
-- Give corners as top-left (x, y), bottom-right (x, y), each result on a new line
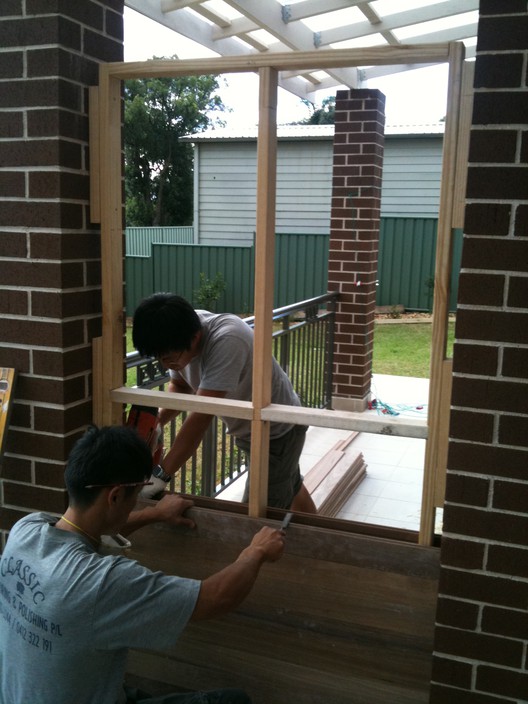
top-left (1, 556), bottom-right (44, 605)
top-left (1, 555), bottom-right (63, 655)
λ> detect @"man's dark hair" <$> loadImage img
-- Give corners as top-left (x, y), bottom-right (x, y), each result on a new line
top-left (65, 425), bottom-right (152, 507)
top-left (132, 293), bottom-right (202, 358)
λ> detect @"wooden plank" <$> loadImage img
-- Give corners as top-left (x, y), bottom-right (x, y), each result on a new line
top-left (0, 367), bottom-right (16, 459)
top-left (303, 449), bottom-right (344, 494)
top-left (261, 403), bottom-right (428, 438)
top-left (123, 507), bottom-right (439, 704)
top-left (303, 431), bottom-right (359, 494)
top-left (132, 504), bottom-right (439, 578)
top-left (248, 67), bottom-right (278, 517)
top-left (104, 44), bottom-right (453, 80)
top-left (312, 453), bottom-right (367, 516)
top-left (98, 64), bottom-right (126, 426)
top-left (110, 386), bottom-right (427, 438)
top-left (252, 66), bottom-right (278, 411)
top-left (110, 386), bottom-right (254, 419)
top-left (420, 42), bottom-right (465, 545)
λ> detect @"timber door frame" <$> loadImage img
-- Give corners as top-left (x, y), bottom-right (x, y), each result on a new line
top-left (90, 44), bottom-right (470, 545)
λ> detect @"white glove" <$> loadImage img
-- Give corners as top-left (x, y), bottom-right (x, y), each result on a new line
top-left (140, 475), bottom-right (169, 500)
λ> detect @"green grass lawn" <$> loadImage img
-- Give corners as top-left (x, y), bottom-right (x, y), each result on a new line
top-left (373, 321), bottom-right (455, 378)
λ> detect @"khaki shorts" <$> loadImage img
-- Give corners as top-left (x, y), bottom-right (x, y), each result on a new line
top-left (237, 425), bottom-right (308, 509)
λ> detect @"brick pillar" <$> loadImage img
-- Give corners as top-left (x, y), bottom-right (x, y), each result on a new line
top-left (0, 0), bottom-right (124, 544)
top-left (430, 2), bottom-right (528, 702)
top-left (328, 89), bottom-right (385, 412)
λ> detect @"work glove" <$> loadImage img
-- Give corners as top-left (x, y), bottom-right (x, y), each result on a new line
top-left (140, 474), bottom-right (169, 500)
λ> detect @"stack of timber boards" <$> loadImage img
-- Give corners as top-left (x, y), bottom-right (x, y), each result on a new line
top-left (304, 431), bottom-right (367, 516)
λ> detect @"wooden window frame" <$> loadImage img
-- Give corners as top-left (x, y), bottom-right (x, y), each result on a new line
top-left (90, 44), bottom-right (470, 545)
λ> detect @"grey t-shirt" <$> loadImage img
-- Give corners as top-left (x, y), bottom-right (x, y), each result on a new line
top-left (171, 311), bottom-right (300, 440)
top-left (0, 513), bottom-right (200, 704)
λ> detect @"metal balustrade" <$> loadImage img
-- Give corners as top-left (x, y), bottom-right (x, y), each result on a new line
top-left (125, 292), bottom-right (338, 497)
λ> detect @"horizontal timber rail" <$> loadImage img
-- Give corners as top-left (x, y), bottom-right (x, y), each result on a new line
top-left (112, 387), bottom-right (253, 421)
top-left (103, 44), bottom-right (453, 80)
top-left (111, 388), bottom-right (427, 440)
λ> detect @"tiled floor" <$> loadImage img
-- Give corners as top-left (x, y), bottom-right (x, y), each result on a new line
top-left (332, 374), bottom-right (430, 531)
top-left (218, 374), bottom-right (433, 532)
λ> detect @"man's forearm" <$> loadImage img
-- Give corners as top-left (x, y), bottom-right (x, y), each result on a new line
top-left (191, 545), bottom-right (267, 621)
top-left (161, 411), bottom-right (214, 476)
top-left (158, 408), bottom-right (180, 426)
top-left (121, 495), bottom-right (196, 535)
top-left (120, 505), bottom-right (160, 536)
top-left (158, 380), bottom-right (187, 426)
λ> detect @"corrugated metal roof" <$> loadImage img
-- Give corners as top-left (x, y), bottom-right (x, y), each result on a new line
top-left (181, 122), bottom-right (444, 142)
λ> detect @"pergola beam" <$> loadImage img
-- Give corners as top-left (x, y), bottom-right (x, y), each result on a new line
top-left (223, 0), bottom-right (360, 88)
top-left (316, 0), bottom-right (479, 47)
top-left (282, 0), bottom-right (366, 23)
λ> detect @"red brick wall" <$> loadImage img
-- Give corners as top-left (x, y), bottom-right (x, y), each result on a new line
top-left (431, 1), bottom-right (528, 701)
top-left (0, 0), bottom-right (124, 545)
top-left (328, 89), bottom-right (385, 411)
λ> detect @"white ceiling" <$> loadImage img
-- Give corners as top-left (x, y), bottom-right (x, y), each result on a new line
top-left (124, 0), bottom-right (478, 101)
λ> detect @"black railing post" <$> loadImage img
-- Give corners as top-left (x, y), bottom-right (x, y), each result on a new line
top-left (325, 294), bottom-right (337, 408)
top-left (201, 422), bottom-right (217, 496)
top-left (280, 314), bottom-right (290, 375)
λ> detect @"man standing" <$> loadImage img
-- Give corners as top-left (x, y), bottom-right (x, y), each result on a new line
top-left (132, 293), bottom-right (316, 513)
top-left (0, 425), bottom-right (285, 704)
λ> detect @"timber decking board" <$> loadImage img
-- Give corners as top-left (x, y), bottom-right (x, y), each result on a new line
top-left (125, 505), bottom-right (439, 704)
top-left (139, 505), bottom-right (439, 578)
top-left (303, 432), bottom-right (366, 517)
top-left (311, 454), bottom-right (367, 516)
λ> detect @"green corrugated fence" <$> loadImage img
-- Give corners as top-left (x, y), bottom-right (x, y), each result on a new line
top-left (125, 226), bottom-right (194, 256)
top-left (125, 219), bottom-right (462, 316)
top-left (376, 219), bottom-right (463, 312)
top-left (152, 243), bottom-right (255, 314)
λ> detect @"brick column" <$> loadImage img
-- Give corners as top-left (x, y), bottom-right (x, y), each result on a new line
top-left (430, 2), bottom-right (528, 702)
top-left (328, 89), bottom-right (385, 412)
top-left (0, 0), bottom-right (124, 544)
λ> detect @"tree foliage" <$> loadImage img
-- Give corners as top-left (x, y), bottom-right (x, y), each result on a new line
top-left (299, 95), bottom-right (335, 125)
top-left (124, 61), bottom-right (225, 226)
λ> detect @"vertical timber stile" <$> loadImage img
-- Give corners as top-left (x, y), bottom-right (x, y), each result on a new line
top-left (419, 42), bottom-right (465, 545)
top-left (248, 67), bottom-right (278, 517)
top-left (98, 66), bottom-right (126, 426)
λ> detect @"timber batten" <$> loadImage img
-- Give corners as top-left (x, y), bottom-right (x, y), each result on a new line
top-left (125, 506), bottom-right (439, 704)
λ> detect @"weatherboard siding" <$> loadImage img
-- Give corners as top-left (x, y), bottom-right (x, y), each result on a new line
top-left (382, 137), bottom-right (443, 216)
top-left (194, 135), bottom-right (442, 245)
top-left (196, 140), bottom-right (333, 244)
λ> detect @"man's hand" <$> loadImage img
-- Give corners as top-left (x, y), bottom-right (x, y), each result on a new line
top-left (191, 525), bottom-right (286, 621)
top-left (153, 494), bottom-right (195, 529)
top-left (122, 494), bottom-right (195, 536)
top-left (244, 526), bottom-right (285, 564)
top-left (140, 475), bottom-right (169, 500)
